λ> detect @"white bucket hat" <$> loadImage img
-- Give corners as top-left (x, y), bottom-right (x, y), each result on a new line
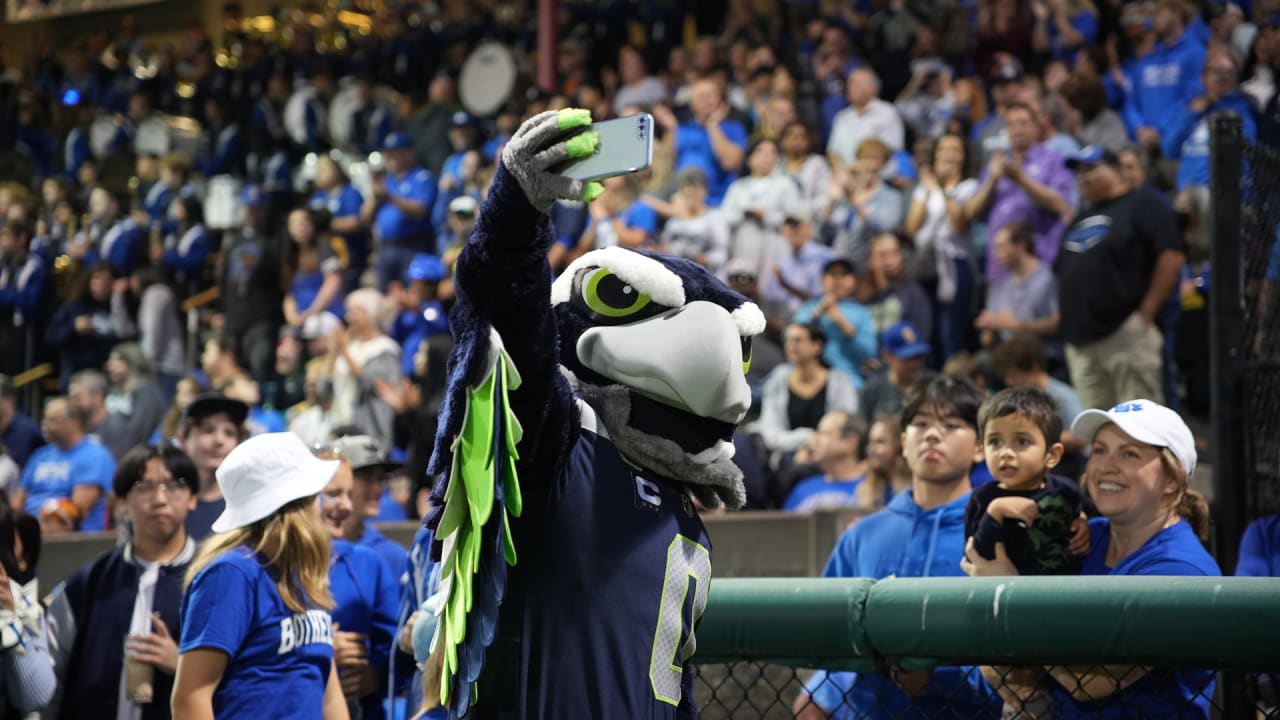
top-left (1071, 399), bottom-right (1197, 478)
top-left (211, 432), bottom-right (339, 533)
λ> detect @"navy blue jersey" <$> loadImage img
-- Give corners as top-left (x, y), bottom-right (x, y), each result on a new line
top-left (475, 402), bottom-right (711, 719)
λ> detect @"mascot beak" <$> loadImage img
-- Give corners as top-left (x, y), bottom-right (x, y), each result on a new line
top-left (576, 300), bottom-right (752, 424)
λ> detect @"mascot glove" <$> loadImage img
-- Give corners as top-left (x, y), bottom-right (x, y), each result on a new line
top-left (500, 108), bottom-right (604, 213)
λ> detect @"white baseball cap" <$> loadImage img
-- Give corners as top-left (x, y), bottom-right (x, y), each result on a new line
top-left (1071, 399), bottom-right (1197, 477)
top-left (211, 432), bottom-right (339, 533)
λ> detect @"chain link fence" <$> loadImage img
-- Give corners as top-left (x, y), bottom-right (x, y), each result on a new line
top-left (1238, 138), bottom-right (1280, 520)
top-left (694, 662), bottom-right (1280, 718)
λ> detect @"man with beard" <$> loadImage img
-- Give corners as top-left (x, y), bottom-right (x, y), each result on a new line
top-left (44, 444), bottom-right (198, 720)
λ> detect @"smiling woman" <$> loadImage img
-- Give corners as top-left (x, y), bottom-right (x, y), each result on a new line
top-left (964, 398), bottom-right (1219, 718)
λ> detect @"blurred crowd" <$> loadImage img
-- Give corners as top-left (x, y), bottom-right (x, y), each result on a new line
top-left (0, 0), bottom-right (1279, 525)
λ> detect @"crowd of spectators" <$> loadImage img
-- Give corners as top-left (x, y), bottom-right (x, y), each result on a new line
top-left (0, 0), bottom-right (1278, 521)
top-left (0, 0), bottom-right (1277, 717)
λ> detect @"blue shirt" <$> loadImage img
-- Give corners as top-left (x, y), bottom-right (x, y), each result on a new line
top-left (1123, 31), bottom-right (1206, 138)
top-left (1047, 9), bottom-right (1098, 64)
top-left (1165, 91), bottom-right (1257, 190)
top-left (180, 547), bottom-right (335, 718)
top-left (395, 528), bottom-right (444, 718)
top-left (1237, 513), bottom-right (1280, 576)
top-left (783, 473), bottom-right (873, 512)
top-left (674, 120), bottom-right (749, 206)
top-left (792, 298), bottom-right (878, 388)
top-left (19, 438), bottom-right (115, 531)
top-left (309, 185), bottom-right (367, 268)
top-left (375, 168), bottom-right (437, 245)
top-left (1053, 518), bottom-right (1219, 718)
top-left (357, 525), bottom-right (408, 587)
top-left (810, 490), bottom-right (1000, 719)
top-left (329, 540), bottom-right (399, 720)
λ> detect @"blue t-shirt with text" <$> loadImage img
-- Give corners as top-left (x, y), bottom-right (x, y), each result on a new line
top-left (19, 438), bottom-right (115, 531)
top-left (180, 547), bottom-right (335, 718)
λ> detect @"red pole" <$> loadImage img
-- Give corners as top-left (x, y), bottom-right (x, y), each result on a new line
top-left (537, 0), bottom-right (557, 93)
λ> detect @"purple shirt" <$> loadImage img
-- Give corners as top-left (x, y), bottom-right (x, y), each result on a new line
top-left (982, 145), bottom-right (1074, 283)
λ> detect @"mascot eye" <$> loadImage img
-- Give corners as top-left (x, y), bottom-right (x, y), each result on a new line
top-left (580, 268), bottom-right (653, 319)
top-left (741, 336), bottom-right (753, 375)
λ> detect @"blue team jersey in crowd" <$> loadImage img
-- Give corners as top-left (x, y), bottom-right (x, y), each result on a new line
top-left (475, 404), bottom-right (711, 718)
top-left (19, 438), bottom-right (115, 531)
top-left (329, 539), bottom-right (400, 720)
top-left (1052, 518), bottom-right (1220, 718)
top-left (1238, 513), bottom-right (1280, 576)
top-left (674, 120), bottom-right (748, 207)
top-left (180, 547), bottom-right (336, 719)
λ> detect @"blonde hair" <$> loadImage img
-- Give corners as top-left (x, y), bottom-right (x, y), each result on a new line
top-left (184, 496), bottom-right (334, 612)
top-left (1160, 447), bottom-right (1210, 542)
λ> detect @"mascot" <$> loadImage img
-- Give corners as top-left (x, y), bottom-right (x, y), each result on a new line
top-left (413, 108), bottom-right (764, 718)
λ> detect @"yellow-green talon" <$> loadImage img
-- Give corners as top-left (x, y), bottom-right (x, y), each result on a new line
top-left (556, 107), bottom-right (592, 130)
top-left (582, 182), bottom-right (604, 202)
top-left (565, 131), bottom-right (599, 159)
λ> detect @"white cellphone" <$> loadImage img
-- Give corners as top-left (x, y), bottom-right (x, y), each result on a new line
top-left (558, 113), bottom-right (654, 181)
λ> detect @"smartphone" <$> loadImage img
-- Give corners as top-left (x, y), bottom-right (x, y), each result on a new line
top-left (557, 113), bottom-right (653, 182)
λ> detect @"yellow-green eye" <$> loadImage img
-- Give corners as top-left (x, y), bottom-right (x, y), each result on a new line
top-left (581, 268), bottom-right (651, 319)
top-left (741, 336), bottom-right (753, 375)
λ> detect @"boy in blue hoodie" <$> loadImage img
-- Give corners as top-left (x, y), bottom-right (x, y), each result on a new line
top-left (1123, 0), bottom-right (1206, 154)
top-left (794, 376), bottom-right (1001, 720)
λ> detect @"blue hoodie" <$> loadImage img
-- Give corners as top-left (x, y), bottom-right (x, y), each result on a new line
top-left (1123, 30), bottom-right (1206, 138)
top-left (1164, 90), bottom-right (1257, 190)
top-left (807, 490), bottom-right (1001, 720)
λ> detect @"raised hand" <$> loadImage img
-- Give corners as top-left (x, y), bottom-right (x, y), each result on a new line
top-left (500, 108), bottom-right (605, 212)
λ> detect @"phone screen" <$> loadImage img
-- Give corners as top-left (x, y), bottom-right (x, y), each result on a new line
top-left (557, 113), bottom-right (654, 182)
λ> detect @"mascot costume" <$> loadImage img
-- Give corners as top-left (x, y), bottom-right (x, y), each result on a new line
top-left (413, 108), bottom-right (764, 718)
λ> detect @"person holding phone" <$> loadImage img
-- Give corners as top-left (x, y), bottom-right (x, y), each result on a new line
top-left (171, 433), bottom-right (348, 719)
top-left (361, 133), bottom-right (437, 294)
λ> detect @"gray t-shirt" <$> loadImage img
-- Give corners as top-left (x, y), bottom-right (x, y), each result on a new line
top-left (985, 263), bottom-right (1059, 342)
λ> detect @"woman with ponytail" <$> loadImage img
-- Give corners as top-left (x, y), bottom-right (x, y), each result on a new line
top-left (965, 399), bottom-right (1218, 718)
top-left (171, 433), bottom-right (349, 720)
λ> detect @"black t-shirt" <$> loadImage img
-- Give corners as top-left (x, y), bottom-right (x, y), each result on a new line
top-left (1054, 190), bottom-right (1183, 345)
top-left (787, 381), bottom-right (828, 433)
top-left (964, 474), bottom-right (1085, 575)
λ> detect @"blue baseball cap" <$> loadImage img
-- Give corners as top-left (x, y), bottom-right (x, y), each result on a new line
top-left (240, 184), bottom-right (265, 208)
top-left (881, 322), bottom-right (930, 360)
top-left (383, 132), bottom-right (414, 151)
top-left (405, 253), bottom-right (447, 283)
top-left (450, 111), bottom-right (475, 128)
top-left (1065, 145), bottom-right (1120, 170)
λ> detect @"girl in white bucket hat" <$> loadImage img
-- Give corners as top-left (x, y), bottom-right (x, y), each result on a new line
top-left (171, 432), bottom-right (349, 719)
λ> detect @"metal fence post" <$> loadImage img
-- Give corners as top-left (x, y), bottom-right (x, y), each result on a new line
top-left (1209, 111), bottom-right (1250, 720)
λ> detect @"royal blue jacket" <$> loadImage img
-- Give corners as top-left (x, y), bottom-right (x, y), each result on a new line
top-left (330, 540), bottom-right (400, 720)
top-left (1123, 31), bottom-right (1206, 139)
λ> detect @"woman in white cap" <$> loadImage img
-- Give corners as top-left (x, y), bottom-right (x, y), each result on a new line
top-left (964, 398), bottom-right (1219, 718)
top-left (170, 432), bottom-right (348, 719)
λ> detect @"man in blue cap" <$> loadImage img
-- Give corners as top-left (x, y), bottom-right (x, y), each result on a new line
top-left (362, 132), bottom-right (437, 294)
top-left (859, 321), bottom-right (932, 423)
top-left (391, 252), bottom-right (450, 349)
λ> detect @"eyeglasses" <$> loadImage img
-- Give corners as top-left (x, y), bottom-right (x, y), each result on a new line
top-left (130, 480), bottom-right (189, 498)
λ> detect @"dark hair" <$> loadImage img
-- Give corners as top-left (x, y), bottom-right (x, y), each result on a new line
top-left (900, 374), bottom-right (985, 431)
top-left (1001, 221), bottom-right (1035, 254)
top-left (176, 193), bottom-right (203, 227)
top-left (1060, 74), bottom-right (1108, 122)
top-left (0, 503), bottom-right (35, 584)
top-left (831, 411), bottom-right (869, 460)
top-left (73, 262), bottom-right (114, 304)
top-left (0, 375), bottom-right (13, 401)
top-left (113, 443), bottom-right (200, 498)
top-left (977, 386), bottom-right (1063, 446)
top-left (790, 321), bottom-right (827, 347)
top-left (992, 332), bottom-right (1049, 376)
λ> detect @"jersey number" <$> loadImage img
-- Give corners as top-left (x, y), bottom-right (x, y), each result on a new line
top-left (648, 535), bottom-right (711, 705)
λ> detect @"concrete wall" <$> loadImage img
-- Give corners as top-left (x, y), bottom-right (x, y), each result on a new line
top-left (37, 510), bottom-right (868, 595)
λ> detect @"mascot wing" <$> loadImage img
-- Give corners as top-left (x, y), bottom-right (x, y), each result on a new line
top-left (428, 328), bottom-right (523, 715)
